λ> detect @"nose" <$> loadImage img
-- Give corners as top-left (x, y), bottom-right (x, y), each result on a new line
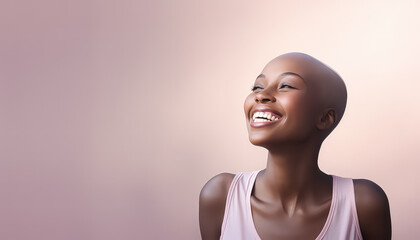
top-left (255, 89), bottom-right (276, 103)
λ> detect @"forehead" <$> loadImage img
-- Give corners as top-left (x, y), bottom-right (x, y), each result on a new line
top-left (260, 54), bottom-right (321, 84)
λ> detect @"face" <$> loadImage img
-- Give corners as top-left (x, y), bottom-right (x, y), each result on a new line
top-left (244, 56), bottom-right (322, 148)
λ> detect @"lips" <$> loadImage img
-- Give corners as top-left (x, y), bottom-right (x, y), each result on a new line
top-left (250, 109), bottom-right (282, 127)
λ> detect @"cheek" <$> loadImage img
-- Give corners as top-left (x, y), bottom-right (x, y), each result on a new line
top-left (283, 95), bottom-right (307, 114)
top-left (244, 94), bottom-right (254, 115)
top-left (283, 94), bottom-right (317, 123)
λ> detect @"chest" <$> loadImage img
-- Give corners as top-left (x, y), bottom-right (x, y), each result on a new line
top-left (250, 197), bottom-right (332, 240)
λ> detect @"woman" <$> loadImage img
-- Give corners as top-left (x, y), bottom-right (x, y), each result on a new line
top-left (199, 53), bottom-right (391, 240)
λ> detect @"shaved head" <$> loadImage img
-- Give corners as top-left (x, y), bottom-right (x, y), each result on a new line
top-left (264, 52), bottom-right (347, 137)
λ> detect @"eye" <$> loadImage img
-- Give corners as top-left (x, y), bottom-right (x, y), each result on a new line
top-left (279, 83), bottom-right (296, 89)
top-left (251, 86), bottom-right (263, 91)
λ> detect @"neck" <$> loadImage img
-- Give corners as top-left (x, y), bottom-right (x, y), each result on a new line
top-left (255, 141), bottom-right (330, 215)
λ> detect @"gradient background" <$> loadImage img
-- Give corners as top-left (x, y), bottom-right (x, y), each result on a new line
top-left (1, 0), bottom-right (419, 239)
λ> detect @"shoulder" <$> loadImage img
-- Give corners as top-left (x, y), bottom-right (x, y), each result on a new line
top-left (353, 179), bottom-right (392, 240)
top-left (199, 173), bottom-right (235, 240)
top-left (200, 172), bottom-right (235, 204)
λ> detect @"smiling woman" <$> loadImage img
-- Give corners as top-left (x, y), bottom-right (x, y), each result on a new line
top-left (199, 53), bottom-right (391, 240)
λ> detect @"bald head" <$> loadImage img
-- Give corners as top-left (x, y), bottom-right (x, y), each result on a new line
top-left (263, 52), bottom-right (347, 136)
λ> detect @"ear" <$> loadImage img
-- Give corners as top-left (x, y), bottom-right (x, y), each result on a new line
top-left (317, 108), bottom-right (337, 131)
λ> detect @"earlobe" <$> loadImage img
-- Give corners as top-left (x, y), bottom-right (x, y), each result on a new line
top-left (317, 109), bottom-right (336, 130)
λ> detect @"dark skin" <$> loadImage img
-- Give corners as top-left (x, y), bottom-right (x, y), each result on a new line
top-left (199, 53), bottom-right (391, 239)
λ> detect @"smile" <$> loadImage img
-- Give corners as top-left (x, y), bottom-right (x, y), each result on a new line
top-left (252, 111), bottom-right (280, 122)
top-left (250, 111), bottom-right (282, 127)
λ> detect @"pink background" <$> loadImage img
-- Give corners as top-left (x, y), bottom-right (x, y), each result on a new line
top-left (1, 0), bottom-right (419, 239)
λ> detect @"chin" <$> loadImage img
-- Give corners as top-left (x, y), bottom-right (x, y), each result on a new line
top-left (248, 135), bottom-right (277, 148)
top-left (248, 132), bottom-right (311, 150)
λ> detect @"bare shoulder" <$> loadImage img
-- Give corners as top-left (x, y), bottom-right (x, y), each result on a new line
top-left (199, 173), bottom-right (235, 240)
top-left (200, 173), bottom-right (235, 204)
top-left (353, 179), bottom-right (392, 240)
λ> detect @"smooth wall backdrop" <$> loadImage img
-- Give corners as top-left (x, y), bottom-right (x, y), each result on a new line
top-left (1, 0), bottom-right (419, 239)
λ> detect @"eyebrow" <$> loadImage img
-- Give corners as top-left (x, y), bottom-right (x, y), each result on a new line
top-left (256, 72), bottom-right (305, 82)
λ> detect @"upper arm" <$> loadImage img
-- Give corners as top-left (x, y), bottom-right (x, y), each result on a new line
top-left (353, 179), bottom-right (392, 240)
top-left (199, 173), bottom-right (235, 240)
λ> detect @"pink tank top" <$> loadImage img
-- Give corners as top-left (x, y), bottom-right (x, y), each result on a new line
top-left (220, 170), bottom-right (363, 240)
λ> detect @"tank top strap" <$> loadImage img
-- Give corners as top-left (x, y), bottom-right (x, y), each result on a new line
top-left (220, 171), bottom-right (260, 240)
top-left (320, 176), bottom-right (363, 240)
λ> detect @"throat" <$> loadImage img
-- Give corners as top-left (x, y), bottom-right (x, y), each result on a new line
top-left (254, 167), bottom-right (331, 213)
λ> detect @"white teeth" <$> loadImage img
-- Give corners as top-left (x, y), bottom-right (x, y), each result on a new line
top-left (252, 111), bottom-right (281, 122)
top-left (254, 118), bottom-right (269, 122)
